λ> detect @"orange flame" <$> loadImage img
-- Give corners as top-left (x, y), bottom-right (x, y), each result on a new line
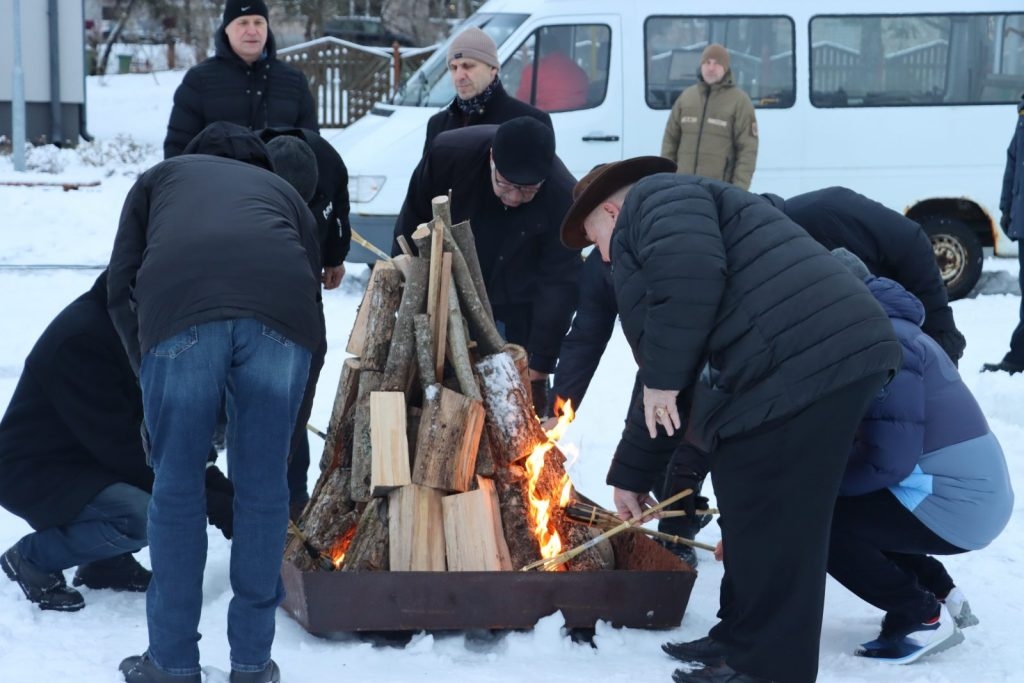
top-left (525, 399), bottom-right (576, 561)
top-left (328, 525), bottom-right (358, 570)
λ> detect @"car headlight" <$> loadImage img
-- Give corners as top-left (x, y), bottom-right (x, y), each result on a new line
top-left (348, 175), bottom-right (386, 203)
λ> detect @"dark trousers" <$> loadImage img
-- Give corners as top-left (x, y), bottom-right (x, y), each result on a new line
top-left (828, 489), bottom-right (964, 631)
top-left (708, 372), bottom-right (888, 683)
top-left (286, 332), bottom-right (327, 506)
top-left (1008, 246), bottom-right (1024, 363)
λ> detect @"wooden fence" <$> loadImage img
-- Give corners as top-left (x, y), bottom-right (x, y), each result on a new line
top-left (279, 37), bottom-right (436, 128)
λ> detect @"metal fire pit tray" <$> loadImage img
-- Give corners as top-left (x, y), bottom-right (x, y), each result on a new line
top-left (280, 533), bottom-right (696, 635)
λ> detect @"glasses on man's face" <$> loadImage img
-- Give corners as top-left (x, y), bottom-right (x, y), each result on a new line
top-left (491, 162), bottom-right (544, 197)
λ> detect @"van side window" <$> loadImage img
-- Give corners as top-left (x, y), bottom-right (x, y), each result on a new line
top-left (644, 15), bottom-right (795, 109)
top-left (810, 13), bottom-right (1024, 107)
top-left (504, 24), bottom-right (612, 113)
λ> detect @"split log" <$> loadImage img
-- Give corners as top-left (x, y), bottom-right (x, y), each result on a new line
top-left (359, 267), bottom-right (404, 372)
top-left (285, 466), bottom-right (357, 570)
top-left (450, 219), bottom-right (493, 319)
top-left (434, 252), bottom-right (452, 381)
top-left (339, 497), bottom-right (389, 572)
top-left (445, 279), bottom-right (479, 400)
top-left (474, 428), bottom-right (496, 478)
top-left (388, 485), bottom-right (446, 571)
top-left (318, 357), bottom-right (361, 473)
top-left (350, 370), bottom-right (383, 502)
top-left (442, 477), bottom-right (513, 571)
top-left (413, 386), bottom-right (484, 493)
top-left (380, 257), bottom-right (429, 395)
top-left (506, 343), bottom-right (533, 402)
top-left (475, 350), bottom-right (548, 465)
top-left (369, 392), bottom-right (412, 497)
top-left (346, 261), bottom-right (395, 356)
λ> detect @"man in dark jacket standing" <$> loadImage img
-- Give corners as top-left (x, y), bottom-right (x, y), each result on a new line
top-left (163, 0), bottom-right (317, 159)
top-left (984, 95), bottom-right (1024, 375)
top-left (395, 117), bottom-right (581, 410)
top-left (0, 273), bottom-right (235, 614)
top-left (560, 158), bottom-right (902, 683)
top-left (110, 121), bottom-right (322, 683)
top-left (423, 26), bottom-right (552, 153)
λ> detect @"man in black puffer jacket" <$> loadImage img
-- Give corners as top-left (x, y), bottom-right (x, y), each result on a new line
top-left (560, 158), bottom-right (902, 683)
top-left (163, 0), bottom-right (317, 159)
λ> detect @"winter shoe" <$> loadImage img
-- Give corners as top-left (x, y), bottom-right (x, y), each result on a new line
top-left (1, 544), bottom-right (85, 612)
top-left (659, 538), bottom-right (699, 569)
top-left (230, 660), bottom-right (281, 683)
top-left (672, 663), bottom-right (772, 682)
top-left (942, 586), bottom-right (980, 629)
top-left (120, 653), bottom-right (201, 682)
top-left (662, 635), bottom-right (730, 668)
top-left (855, 604), bottom-right (964, 664)
top-left (981, 358), bottom-right (1024, 375)
top-left (73, 552), bottom-right (151, 592)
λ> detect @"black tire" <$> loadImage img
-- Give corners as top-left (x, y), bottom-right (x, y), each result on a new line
top-left (919, 216), bottom-right (983, 301)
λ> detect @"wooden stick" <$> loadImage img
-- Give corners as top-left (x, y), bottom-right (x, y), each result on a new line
top-left (350, 228), bottom-right (393, 262)
top-left (434, 252), bottom-right (452, 382)
top-left (520, 488), bottom-right (693, 571)
top-left (659, 508), bottom-right (720, 519)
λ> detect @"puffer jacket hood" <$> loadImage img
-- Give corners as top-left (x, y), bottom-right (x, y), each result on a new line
top-left (182, 121), bottom-right (274, 172)
top-left (867, 276), bottom-right (926, 328)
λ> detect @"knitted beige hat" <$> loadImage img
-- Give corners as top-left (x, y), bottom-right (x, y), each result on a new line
top-left (700, 43), bottom-right (730, 70)
top-left (447, 27), bottom-right (500, 68)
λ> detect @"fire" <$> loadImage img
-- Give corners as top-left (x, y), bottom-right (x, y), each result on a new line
top-left (328, 525), bottom-right (358, 570)
top-left (524, 398), bottom-right (576, 561)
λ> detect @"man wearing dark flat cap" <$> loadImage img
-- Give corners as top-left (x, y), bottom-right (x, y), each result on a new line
top-left (559, 158), bottom-right (902, 683)
top-left (394, 116), bottom-right (581, 414)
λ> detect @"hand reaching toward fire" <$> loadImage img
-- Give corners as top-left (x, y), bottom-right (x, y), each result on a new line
top-left (613, 487), bottom-right (658, 522)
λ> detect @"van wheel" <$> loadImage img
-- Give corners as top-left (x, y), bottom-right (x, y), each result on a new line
top-left (919, 216), bottom-right (983, 301)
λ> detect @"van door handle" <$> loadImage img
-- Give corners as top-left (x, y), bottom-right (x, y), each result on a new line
top-left (581, 134), bottom-right (620, 142)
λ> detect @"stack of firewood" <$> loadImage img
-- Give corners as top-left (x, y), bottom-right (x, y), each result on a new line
top-left (285, 197), bottom-right (606, 575)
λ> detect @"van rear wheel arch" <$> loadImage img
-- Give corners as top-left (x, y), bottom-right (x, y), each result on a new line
top-left (917, 215), bottom-right (983, 301)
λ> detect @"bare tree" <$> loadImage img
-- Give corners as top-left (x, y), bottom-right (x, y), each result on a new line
top-left (97, 0), bottom-right (141, 75)
top-left (380, 0), bottom-right (433, 46)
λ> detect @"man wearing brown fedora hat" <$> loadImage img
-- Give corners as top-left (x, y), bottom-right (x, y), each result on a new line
top-left (560, 158), bottom-right (902, 683)
top-left (394, 117), bottom-right (582, 414)
top-left (661, 43), bottom-right (759, 190)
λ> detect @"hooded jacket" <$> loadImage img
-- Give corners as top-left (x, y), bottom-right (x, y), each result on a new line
top-left (842, 277), bottom-right (1013, 550)
top-left (163, 22), bottom-right (317, 158)
top-left (660, 71), bottom-right (759, 189)
top-left (768, 186), bottom-right (966, 363)
top-left (0, 272), bottom-right (153, 530)
top-left (999, 97), bottom-right (1024, 240)
top-left (260, 128), bottom-right (352, 265)
top-left (607, 174), bottom-right (902, 492)
top-left (108, 122), bottom-right (323, 373)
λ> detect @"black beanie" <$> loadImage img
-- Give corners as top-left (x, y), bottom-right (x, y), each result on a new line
top-left (491, 117), bottom-right (555, 185)
top-left (265, 136), bottom-right (318, 203)
top-left (222, 0), bottom-right (269, 27)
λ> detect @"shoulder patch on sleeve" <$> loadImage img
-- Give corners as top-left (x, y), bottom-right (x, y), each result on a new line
top-left (751, 121), bottom-right (758, 137)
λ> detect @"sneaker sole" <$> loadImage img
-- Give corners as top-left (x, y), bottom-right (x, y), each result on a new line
top-left (856, 628), bottom-right (965, 665)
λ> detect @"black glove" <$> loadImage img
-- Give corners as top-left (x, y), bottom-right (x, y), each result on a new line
top-left (205, 465), bottom-right (234, 540)
top-left (530, 378), bottom-right (550, 419)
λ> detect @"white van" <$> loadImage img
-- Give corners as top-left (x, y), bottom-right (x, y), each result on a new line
top-left (327, 0), bottom-right (1024, 299)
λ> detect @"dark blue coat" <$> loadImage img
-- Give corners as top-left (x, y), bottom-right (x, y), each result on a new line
top-left (842, 277), bottom-right (1013, 550)
top-left (1000, 97), bottom-right (1024, 240)
top-left (163, 27), bottom-right (317, 159)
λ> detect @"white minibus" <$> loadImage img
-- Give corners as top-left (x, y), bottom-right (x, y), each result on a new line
top-left (328, 0), bottom-right (1024, 299)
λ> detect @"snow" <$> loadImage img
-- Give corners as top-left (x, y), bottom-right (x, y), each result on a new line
top-left (0, 72), bottom-right (1022, 682)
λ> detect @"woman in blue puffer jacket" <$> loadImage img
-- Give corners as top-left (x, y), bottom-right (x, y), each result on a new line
top-left (827, 248), bottom-right (1014, 665)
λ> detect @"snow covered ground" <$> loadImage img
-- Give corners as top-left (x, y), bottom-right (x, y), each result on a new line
top-left (0, 71), bottom-right (1021, 682)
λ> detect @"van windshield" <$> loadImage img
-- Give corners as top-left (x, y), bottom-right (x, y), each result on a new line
top-left (392, 13), bottom-right (529, 107)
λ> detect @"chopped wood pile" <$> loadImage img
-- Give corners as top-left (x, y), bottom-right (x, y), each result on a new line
top-left (285, 196), bottom-right (612, 574)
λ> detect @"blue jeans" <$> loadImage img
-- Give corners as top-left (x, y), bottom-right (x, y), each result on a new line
top-left (18, 482), bottom-right (148, 572)
top-left (140, 319), bottom-right (310, 676)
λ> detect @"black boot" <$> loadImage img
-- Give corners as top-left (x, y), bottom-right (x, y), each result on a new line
top-left (672, 663), bottom-right (772, 682)
top-left (73, 552), bottom-right (151, 591)
top-left (231, 660), bottom-right (281, 683)
top-left (120, 653), bottom-right (201, 683)
top-left (662, 635), bottom-right (730, 667)
top-left (1, 544), bottom-right (85, 612)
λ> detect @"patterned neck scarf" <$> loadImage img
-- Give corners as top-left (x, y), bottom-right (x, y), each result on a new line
top-left (455, 76), bottom-right (501, 116)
